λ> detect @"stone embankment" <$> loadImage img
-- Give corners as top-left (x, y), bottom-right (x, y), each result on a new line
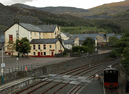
top-left (0, 53), bottom-right (110, 84)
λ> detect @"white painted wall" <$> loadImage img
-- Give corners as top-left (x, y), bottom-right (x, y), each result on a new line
top-left (64, 44), bottom-right (72, 50)
top-left (60, 32), bottom-right (69, 40)
top-left (5, 23), bottom-right (30, 43)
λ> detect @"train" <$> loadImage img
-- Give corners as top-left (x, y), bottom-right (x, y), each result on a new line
top-left (104, 67), bottom-right (119, 88)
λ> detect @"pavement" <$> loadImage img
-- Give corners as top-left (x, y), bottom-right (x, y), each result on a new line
top-left (80, 78), bottom-right (104, 94)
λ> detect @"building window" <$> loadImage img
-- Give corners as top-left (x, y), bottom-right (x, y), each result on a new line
top-left (30, 32), bottom-right (32, 36)
top-left (55, 32), bottom-right (56, 35)
top-left (44, 45), bottom-right (46, 49)
top-left (38, 45), bottom-right (40, 49)
top-left (9, 35), bottom-right (13, 42)
top-left (33, 52), bottom-right (35, 55)
top-left (33, 45), bottom-right (35, 49)
top-left (35, 32), bottom-right (36, 36)
top-left (16, 33), bottom-right (19, 35)
top-left (50, 45), bottom-right (51, 48)
top-left (44, 52), bottom-right (46, 56)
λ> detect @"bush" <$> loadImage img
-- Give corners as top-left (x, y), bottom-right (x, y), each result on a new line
top-left (63, 49), bottom-right (68, 55)
top-left (72, 46), bottom-right (88, 53)
top-left (109, 50), bottom-right (117, 58)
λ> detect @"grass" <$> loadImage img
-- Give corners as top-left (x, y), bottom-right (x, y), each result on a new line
top-left (61, 26), bottom-right (107, 34)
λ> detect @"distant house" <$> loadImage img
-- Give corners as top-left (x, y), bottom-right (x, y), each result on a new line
top-left (63, 37), bottom-right (79, 50)
top-left (30, 39), bottom-right (64, 57)
top-left (4, 22), bottom-right (61, 56)
top-left (70, 34), bottom-right (101, 46)
top-left (60, 32), bottom-right (70, 40)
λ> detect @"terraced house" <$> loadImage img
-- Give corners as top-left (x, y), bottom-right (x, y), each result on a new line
top-left (4, 22), bottom-right (64, 57)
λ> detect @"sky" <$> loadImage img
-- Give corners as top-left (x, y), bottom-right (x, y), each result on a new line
top-left (1, 0), bottom-right (126, 9)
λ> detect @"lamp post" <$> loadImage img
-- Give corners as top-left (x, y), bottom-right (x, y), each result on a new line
top-left (16, 58), bottom-right (19, 66)
top-left (1, 45), bottom-right (7, 83)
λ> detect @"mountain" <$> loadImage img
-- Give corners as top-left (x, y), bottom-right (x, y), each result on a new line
top-left (0, 1), bottom-right (129, 34)
top-left (12, 1), bottom-right (129, 19)
top-left (0, 3), bottom-right (90, 31)
top-left (12, 3), bottom-right (89, 14)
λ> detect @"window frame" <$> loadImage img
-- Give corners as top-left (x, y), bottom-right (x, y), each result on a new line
top-left (33, 45), bottom-right (35, 50)
top-left (43, 44), bottom-right (46, 49)
top-left (38, 45), bottom-right (40, 50)
top-left (33, 52), bottom-right (36, 56)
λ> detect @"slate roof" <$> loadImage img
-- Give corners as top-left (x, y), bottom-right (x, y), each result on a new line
top-left (106, 33), bottom-right (115, 37)
top-left (63, 40), bottom-right (74, 45)
top-left (38, 25), bottom-right (57, 33)
top-left (19, 23), bottom-right (57, 32)
top-left (20, 23), bottom-right (42, 32)
top-left (30, 39), bottom-right (58, 44)
top-left (70, 34), bottom-right (98, 41)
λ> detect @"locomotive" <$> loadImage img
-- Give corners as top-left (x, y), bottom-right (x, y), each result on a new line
top-left (104, 67), bottom-right (118, 88)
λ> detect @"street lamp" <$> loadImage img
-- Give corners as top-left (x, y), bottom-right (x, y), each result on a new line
top-left (1, 45), bottom-right (8, 83)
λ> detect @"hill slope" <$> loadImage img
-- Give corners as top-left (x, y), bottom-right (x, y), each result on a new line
top-left (12, 1), bottom-right (129, 19)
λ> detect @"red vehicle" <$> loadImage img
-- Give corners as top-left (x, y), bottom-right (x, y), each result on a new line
top-left (104, 67), bottom-right (118, 88)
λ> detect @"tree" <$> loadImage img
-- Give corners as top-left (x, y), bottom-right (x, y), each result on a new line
top-left (7, 41), bottom-right (16, 57)
top-left (109, 36), bottom-right (118, 46)
top-left (115, 31), bottom-right (129, 70)
top-left (82, 37), bottom-right (95, 53)
top-left (16, 38), bottom-right (31, 57)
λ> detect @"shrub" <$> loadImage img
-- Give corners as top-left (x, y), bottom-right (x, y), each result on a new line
top-left (109, 50), bottom-right (117, 58)
top-left (72, 46), bottom-right (88, 53)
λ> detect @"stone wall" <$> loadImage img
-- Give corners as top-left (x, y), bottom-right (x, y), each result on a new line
top-left (0, 53), bottom-right (110, 84)
top-left (0, 78), bottom-right (40, 94)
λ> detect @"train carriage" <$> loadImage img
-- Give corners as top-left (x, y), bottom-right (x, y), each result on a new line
top-left (104, 67), bottom-right (118, 88)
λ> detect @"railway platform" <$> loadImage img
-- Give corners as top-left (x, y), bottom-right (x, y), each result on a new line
top-left (80, 78), bottom-right (104, 94)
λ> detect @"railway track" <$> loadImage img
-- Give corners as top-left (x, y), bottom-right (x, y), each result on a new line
top-left (68, 62), bottom-right (119, 94)
top-left (15, 58), bottom-right (119, 94)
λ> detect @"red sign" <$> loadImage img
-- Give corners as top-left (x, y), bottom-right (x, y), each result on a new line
top-left (50, 50), bottom-right (54, 51)
top-left (25, 67), bottom-right (27, 71)
top-left (59, 50), bottom-right (62, 52)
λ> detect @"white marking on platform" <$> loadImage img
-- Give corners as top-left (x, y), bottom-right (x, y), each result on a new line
top-left (62, 75), bottom-right (71, 78)
top-left (77, 77), bottom-right (87, 80)
top-left (80, 79), bottom-right (91, 83)
top-left (70, 81), bottom-right (81, 85)
top-left (48, 74), bottom-right (57, 76)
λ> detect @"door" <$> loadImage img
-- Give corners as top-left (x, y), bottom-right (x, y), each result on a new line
top-left (52, 52), bottom-right (54, 57)
top-left (38, 52), bottom-right (40, 57)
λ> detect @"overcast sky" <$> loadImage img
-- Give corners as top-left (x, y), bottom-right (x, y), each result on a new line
top-left (1, 0), bottom-right (125, 9)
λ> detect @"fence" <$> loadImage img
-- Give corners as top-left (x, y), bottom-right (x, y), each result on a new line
top-left (0, 63), bottom-right (45, 75)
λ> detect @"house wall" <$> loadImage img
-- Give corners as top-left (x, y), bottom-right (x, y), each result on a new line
top-left (43, 33), bottom-right (55, 39)
top-left (74, 37), bottom-right (79, 46)
top-left (96, 35), bottom-right (104, 43)
top-left (64, 44), bottom-right (72, 50)
top-left (4, 24), bottom-right (62, 56)
top-left (55, 41), bottom-right (64, 54)
top-left (31, 32), bottom-right (39, 39)
top-left (29, 40), bottom-right (64, 57)
top-left (60, 32), bottom-right (69, 40)
top-left (5, 23), bottom-right (30, 55)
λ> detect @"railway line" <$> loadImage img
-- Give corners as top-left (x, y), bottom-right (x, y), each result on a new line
top-left (15, 58), bottom-right (119, 94)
